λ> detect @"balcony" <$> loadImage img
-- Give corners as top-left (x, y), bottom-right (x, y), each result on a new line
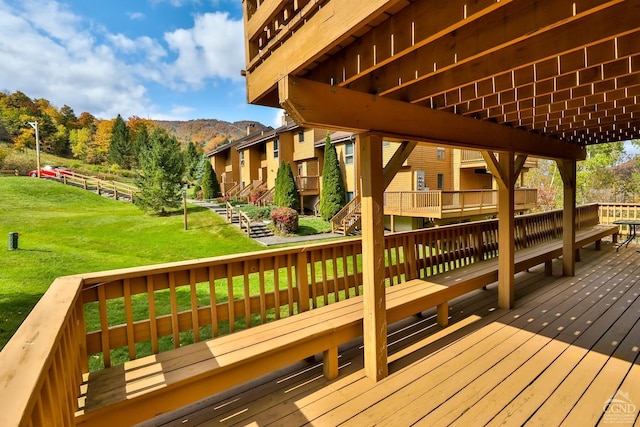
top-left (3, 204), bottom-right (634, 426)
top-left (460, 150), bottom-right (538, 170)
top-left (296, 175), bottom-right (320, 195)
top-left (384, 188), bottom-right (538, 220)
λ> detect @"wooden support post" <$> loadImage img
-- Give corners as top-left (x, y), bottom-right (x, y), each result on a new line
top-left (436, 303), bottom-right (449, 327)
top-left (482, 151), bottom-right (515, 309)
top-left (323, 346), bottom-right (339, 380)
top-left (359, 133), bottom-right (388, 381)
top-left (557, 159), bottom-right (576, 276)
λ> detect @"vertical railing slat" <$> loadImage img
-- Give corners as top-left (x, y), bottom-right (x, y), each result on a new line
top-left (169, 272), bottom-right (180, 348)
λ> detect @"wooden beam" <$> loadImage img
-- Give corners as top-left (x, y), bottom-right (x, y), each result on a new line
top-left (557, 159), bottom-right (577, 276)
top-left (244, 0), bottom-right (403, 105)
top-left (359, 133), bottom-right (388, 381)
top-left (482, 150), bottom-right (515, 308)
top-left (514, 155), bottom-right (528, 182)
top-left (383, 141), bottom-right (418, 189)
top-left (498, 153), bottom-right (516, 309)
top-left (279, 76), bottom-right (586, 161)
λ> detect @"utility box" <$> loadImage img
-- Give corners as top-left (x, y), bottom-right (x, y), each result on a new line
top-left (8, 232), bottom-right (18, 250)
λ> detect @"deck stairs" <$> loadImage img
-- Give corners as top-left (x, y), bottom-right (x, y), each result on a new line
top-left (331, 195), bottom-right (362, 236)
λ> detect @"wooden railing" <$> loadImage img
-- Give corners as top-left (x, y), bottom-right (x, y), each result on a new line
top-left (0, 204), bottom-right (602, 426)
top-left (460, 150), bottom-right (538, 169)
top-left (220, 181), bottom-right (237, 194)
top-left (226, 182), bottom-right (241, 197)
top-left (296, 175), bottom-right (319, 193)
top-left (57, 172), bottom-right (137, 202)
top-left (598, 203), bottom-right (640, 234)
top-left (255, 186), bottom-right (274, 206)
top-left (331, 195), bottom-right (361, 234)
top-left (237, 180), bottom-right (265, 201)
top-left (238, 210), bottom-right (252, 236)
top-left (384, 189), bottom-right (538, 219)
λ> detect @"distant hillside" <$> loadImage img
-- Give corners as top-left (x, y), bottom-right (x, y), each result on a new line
top-left (153, 119), bottom-right (270, 152)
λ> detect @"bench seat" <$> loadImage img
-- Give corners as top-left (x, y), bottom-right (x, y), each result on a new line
top-left (76, 224), bottom-right (618, 426)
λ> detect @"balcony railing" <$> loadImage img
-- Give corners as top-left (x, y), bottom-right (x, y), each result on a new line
top-left (0, 204), bottom-right (602, 426)
top-left (460, 150), bottom-right (538, 169)
top-left (384, 189), bottom-right (538, 219)
top-left (296, 175), bottom-right (320, 193)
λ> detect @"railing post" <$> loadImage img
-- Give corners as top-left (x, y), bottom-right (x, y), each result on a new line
top-left (405, 234), bottom-right (418, 280)
top-left (296, 251), bottom-right (310, 312)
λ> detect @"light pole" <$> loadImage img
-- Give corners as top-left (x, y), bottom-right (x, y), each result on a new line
top-left (27, 121), bottom-right (41, 178)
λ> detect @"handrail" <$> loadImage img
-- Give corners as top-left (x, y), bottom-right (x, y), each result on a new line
top-left (255, 186), bottom-right (274, 206)
top-left (225, 201), bottom-right (235, 222)
top-left (331, 195), bottom-right (361, 233)
top-left (383, 189), bottom-right (537, 218)
top-left (0, 204), bottom-right (604, 426)
top-left (238, 210), bottom-right (252, 236)
top-left (296, 175), bottom-right (320, 192)
top-left (58, 171), bottom-right (138, 202)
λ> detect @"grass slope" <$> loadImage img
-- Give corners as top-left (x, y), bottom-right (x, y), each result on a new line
top-left (0, 177), bottom-right (263, 349)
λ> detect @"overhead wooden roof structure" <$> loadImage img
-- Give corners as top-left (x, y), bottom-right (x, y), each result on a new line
top-left (241, 0), bottom-right (640, 381)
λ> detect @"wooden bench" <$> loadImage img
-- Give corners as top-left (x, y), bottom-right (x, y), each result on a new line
top-left (75, 224), bottom-right (618, 426)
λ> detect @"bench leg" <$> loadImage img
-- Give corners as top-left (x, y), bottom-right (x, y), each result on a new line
top-left (323, 346), bottom-right (339, 380)
top-left (437, 303), bottom-right (449, 327)
top-left (595, 239), bottom-right (601, 251)
top-left (575, 248), bottom-right (581, 262)
top-left (545, 260), bottom-right (553, 276)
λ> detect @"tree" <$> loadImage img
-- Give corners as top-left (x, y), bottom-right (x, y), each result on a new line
top-left (183, 141), bottom-right (201, 183)
top-left (201, 159), bottom-right (220, 199)
top-left (108, 114), bottom-right (132, 168)
top-left (274, 162), bottom-right (300, 210)
top-left (135, 127), bottom-right (185, 215)
top-left (319, 133), bottom-right (346, 220)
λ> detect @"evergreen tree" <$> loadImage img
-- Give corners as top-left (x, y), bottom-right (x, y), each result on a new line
top-left (135, 127), bottom-right (185, 215)
top-left (319, 133), bottom-right (346, 220)
top-left (202, 159), bottom-right (221, 199)
top-left (108, 114), bottom-right (132, 168)
top-left (184, 141), bottom-right (200, 183)
top-left (274, 162), bottom-right (300, 210)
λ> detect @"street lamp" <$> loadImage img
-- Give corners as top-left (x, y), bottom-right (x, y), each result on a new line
top-left (27, 121), bottom-right (41, 178)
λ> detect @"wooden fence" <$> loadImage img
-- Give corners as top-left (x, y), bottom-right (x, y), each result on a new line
top-left (0, 204), bottom-right (601, 426)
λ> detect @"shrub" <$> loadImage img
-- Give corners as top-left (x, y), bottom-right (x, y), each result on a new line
top-left (273, 162), bottom-right (299, 210)
top-left (192, 184), bottom-right (202, 199)
top-left (2, 151), bottom-right (35, 175)
top-left (270, 206), bottom-right (298, 234)
top-left (241, 205), bottom-right (274, 221)
top-left (249, 188), bottom-right (267, 204)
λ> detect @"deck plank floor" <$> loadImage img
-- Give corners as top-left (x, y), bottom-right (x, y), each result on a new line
top-left (141, 243), bottom-right (640, 427)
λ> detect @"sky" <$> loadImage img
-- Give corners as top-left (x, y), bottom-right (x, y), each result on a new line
top-left (0, 0), bottom-right (283, 126)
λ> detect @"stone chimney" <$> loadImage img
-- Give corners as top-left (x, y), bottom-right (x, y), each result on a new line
top-left (246, 123), bottom-right (255, 135)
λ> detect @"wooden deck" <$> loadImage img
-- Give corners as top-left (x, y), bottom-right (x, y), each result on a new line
top-left (141, 242), bottom-right (640, 427)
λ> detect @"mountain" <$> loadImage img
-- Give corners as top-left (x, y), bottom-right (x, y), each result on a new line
top-left (153, 119), bottom-right (270, 152)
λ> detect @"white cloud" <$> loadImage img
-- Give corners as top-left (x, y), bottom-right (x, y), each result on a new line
top-left (163, 12), bottom-right (244, 87)
top-left (0, 0), bottom-right (253, 122)
top-left (127, 12), bottom-right (146, 20)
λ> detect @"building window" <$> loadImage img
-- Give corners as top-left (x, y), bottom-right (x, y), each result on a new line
top-left (346, 191), bottom-right (355, 202)
top-left (345, 142), bottom-right (354, 164)
top-left (437, 173), bottom-right (444, 189)
top-left (273, 139), bottom-right (279, 158)
top-left (298, 131), bottom-right (305, 143)
top-left (240, 151), bottom-right (245, 167)
top-left (437, 147), bottom-right (446, 160)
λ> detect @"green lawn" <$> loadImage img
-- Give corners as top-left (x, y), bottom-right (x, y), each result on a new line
top-left (0, 177), bottom-right (264, 349)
